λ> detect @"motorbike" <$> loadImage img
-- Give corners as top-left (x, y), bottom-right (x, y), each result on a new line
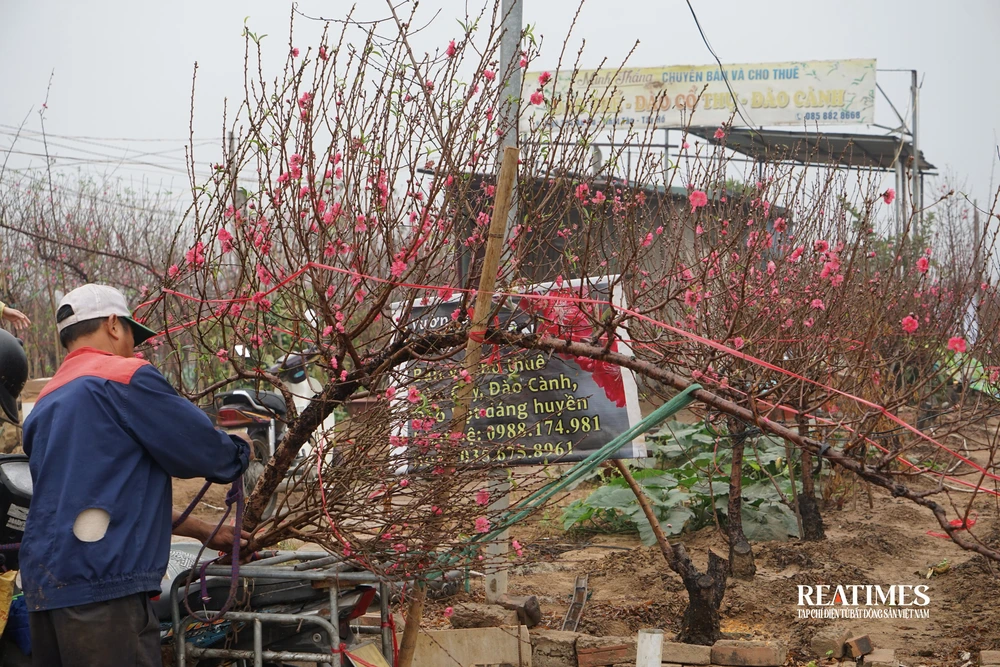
top-left (156, 543), bottom-right (381, 667)
top-left (210, 346), bottom-right (338, 519)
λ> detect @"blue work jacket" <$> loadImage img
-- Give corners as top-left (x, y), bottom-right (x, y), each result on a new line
top-left (21, 347), bottom-right (249, 611)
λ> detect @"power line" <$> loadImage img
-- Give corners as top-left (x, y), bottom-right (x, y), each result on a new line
top-left (0, 123), bottom-right (208, 144)
top-left (683, 0), bottom-right (756, 130)
top-left (0, 147), bottom-right (208, 180)
top-left (0, 130), bottom-right (214, 164)
top-left (1, 138), bottom-right (209, 172)
top-left (0, 124), bottom-right (231, 182)
top-left (0, 172), bottom-right (191, 217)
top-left (0, 146), bottom-right (259, 186)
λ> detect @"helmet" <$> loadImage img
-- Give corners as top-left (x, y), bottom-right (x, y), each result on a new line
top-left (0, 330), bottom-right (27, 424)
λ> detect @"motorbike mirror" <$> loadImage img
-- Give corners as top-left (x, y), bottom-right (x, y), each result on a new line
top-left (304, 309), bottom-right (318, 328)
top-left (234, 344), bottom-right (251, 359)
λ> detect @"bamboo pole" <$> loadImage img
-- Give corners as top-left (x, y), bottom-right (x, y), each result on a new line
top-left (396, 145), bottom-right (519, 667)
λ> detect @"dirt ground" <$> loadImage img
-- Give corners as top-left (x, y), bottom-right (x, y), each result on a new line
top-left (407, 480), bottom-right (1000, 666)
top-left (174, 478), bottom-right (237, 522)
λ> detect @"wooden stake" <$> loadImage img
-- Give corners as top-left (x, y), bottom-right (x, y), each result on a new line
top-left (397, 145), bottom-right (520, 667)
top-left (454, 145), bottom-right (520, 422)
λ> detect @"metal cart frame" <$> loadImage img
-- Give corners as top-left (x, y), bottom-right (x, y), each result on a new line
top-left (170, 551), bottom-right (399, 667)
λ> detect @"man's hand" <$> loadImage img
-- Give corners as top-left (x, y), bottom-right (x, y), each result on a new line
top-left (205, 523), bottom-right (252, 554)
top-left (2, 307), bottom-right (30, 331)
top-left (172, 510), bottom-right (251, 553)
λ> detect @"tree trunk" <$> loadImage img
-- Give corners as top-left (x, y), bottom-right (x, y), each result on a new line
top-left (796, 416), bottom-right (826, 541)
top-left (612, 461), bottom-right (726, 645)
top-left (676, 547), bottom-right (728, 645)
top-left (726, 419), bottom-right (756, 579)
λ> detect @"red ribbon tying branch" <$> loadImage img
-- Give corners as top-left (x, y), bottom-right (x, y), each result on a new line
top-left (927, 511), bottom-right (978, 539)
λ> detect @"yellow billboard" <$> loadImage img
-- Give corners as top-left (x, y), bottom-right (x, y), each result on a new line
top-left (524, 59), bottom-right (876, 129)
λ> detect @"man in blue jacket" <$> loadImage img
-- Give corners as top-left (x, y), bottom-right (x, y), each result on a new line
top-left (20, 284), bottom-right (251, 666)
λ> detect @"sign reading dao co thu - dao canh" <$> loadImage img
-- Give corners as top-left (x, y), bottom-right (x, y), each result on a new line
top-left (391, 277), bottom-right (643, 467)
top-left (524, 58), bottom-right (876, 130)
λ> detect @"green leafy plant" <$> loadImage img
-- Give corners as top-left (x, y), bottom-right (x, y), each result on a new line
top-left (561, 420), bottom-right (803, 545)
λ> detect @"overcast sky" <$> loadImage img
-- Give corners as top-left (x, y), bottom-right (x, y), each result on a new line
top-left (2, 0), bottom-right (998, 207)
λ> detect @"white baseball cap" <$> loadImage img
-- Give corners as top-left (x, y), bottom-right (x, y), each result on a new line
top-left (56, 284), bottom-right (158, 345)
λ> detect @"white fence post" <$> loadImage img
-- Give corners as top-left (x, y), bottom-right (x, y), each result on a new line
top-left (636, 628), bottom-right (664, 667)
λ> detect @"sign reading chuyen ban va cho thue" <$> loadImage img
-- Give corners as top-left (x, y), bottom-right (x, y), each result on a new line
top-left (390, 277), bottom-right (643, 468)
top-left (523, 58), bottom-right (876, 130)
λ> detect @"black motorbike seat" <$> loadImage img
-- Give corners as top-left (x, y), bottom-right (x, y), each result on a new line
top-left (216, 390), bottom-right (287, 417)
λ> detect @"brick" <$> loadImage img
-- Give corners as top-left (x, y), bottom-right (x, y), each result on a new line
top-left (662, 664), bottom-right (683, 667)
top-left (395, 625), bottom-right (532, 666)
top-left (661, 641), bottom-right (712, 665)
top-left (810, 626), bottom-right (853, 659)
top-left (577, 635), bottom-right (636, 667)
top-left (865, 648), bottom-right (896, 667)
top-left (357, 611), bottom-right (404, 628)
top-left (711, 640), bottom-right (787, 667)
top-left (846, 635), bottom-right (873, 658)
top-left (530, 629), bottom-right (581, 667)
top-left (981, 651), bottom-right (1000, 665)
top-left (447, 602), bottom-right (519, 629)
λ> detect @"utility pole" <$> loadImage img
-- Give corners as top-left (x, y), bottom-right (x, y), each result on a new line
top-left (895, 157), bottom-right (906, 238)
top-left (483, 0), bottom-right (522, 604)
top-left (967, 201), bottom-right (982, 348)
top-left (911, 70), bottom-right (920, 228)
top-left (228, 130), bottom-right (247, 213)
top-left (499, 0), bottom-right (523, 160)
top-left (974, 200), bottom-right (981, 269)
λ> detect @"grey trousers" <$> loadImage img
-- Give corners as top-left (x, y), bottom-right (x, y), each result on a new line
top-left (28, 593), bottom-right (160, 667)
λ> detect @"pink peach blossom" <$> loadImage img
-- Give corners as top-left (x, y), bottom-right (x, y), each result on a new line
top-left (689, 190), bottom-right (708, 209)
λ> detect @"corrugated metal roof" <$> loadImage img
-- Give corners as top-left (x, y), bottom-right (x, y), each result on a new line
top-left (691, 127), bottom-right (936, 172)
